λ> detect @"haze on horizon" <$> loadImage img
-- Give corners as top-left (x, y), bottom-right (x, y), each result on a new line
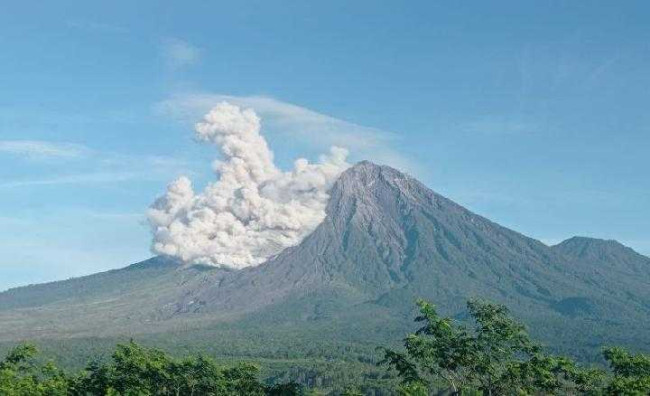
top-left (1, 1), bottom-right (649, 291)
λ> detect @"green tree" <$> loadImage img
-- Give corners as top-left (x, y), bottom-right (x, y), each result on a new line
top-left (340, 385), bottom-right (364, 395)
top-left (0, 343), bottom-right (69, 396)
top-left (382, 299), bottom-right (604, 395)
top-left (70, 341), bottom-right (297, 395)
top-left (464, 299), bottom-right (538, 394)
top-left (381, 299), bottom-right (475, 393)
top-left (603, 347), bottom-right (650, 395)
top-left (267, 381), bottom-right (305, 395)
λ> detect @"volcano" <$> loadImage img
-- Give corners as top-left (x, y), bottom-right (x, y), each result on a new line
top-left (1, 161), bottom-right (649, 361)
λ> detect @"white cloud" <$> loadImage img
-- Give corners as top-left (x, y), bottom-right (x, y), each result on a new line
top-left (0, 140), bottom-right (90, 160)
top-left (161, 39), bottom-right (201, 69)
top-left (155, 93), bottom-right (419, 174)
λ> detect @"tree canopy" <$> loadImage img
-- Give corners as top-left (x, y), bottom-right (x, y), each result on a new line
top-left (0, 341), bottom-right (303, 396)
top-left (382, 299), bottom-right (648, 396)
top-left (1, 299), bottom-right (649, 395)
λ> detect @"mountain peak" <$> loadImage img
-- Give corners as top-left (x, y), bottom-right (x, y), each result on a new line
top-left (555, 236), bottom-right (626, 250)
top-left (553, 236), bottom-right (649, 275)
top-left (352, 159), bottom-right (378, 168)
top-left (337, 160), bottom-right (417, 193)
top-left (343, 160), bottom-right (395, 178)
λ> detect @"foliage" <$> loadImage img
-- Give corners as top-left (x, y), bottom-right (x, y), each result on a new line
top-left (0, 343), bottom-right (68, 395)
top-left (382, 299), bottom-right (611, 395)
top-left (1, 299), bottom-right (650, 395)
top-left (603, 347), bottom-right (650, 395)
top-left (0, 341), bottom-right (302, 396)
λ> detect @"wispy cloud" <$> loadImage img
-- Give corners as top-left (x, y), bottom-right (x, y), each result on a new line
top-left (161, 39), bottom-right (201, 70)
top-left (0, 210), bottom-right (143, 226)
top-left (0, 140), bottom-right (91, 160)
top-left (155, 93), bottom-right (419, 174)
top-left (0, 141), bottom-right (193, 189)
top-left (0, 171), bottom-right (148, 188)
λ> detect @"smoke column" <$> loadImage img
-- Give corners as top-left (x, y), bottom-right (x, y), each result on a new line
top-left (148, 102), bottom-right (349, 268)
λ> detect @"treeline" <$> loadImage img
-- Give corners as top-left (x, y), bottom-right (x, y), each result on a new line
top-left (1, 299), bottom-right (649, 395)
top-left (382, 299), bottom-right (650, 395)
top-left (0, 341), bottom-right (302, 395)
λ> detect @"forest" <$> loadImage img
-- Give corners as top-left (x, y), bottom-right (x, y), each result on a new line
top-left (1, 299), bottom-right (649, 395)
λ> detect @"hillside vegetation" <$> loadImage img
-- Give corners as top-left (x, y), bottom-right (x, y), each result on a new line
top-left (2, 299), bottom-right (649, 395)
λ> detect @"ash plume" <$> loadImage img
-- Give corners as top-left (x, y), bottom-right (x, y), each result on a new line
top-left (148, 102), bottom-right (349, 268)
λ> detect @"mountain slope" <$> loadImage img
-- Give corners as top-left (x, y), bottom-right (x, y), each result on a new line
top-left (550, 236), bottom-right (650, 315)
top-left (553, 236), bottom-right (650, 278)
top-left (0, 257), bottom-right (179, 311)
top-left (0, 161), bottom-right (648, 360)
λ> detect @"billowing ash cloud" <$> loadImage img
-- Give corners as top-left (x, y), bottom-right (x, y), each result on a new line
top-left (147, 102), bottom-right (349, 269)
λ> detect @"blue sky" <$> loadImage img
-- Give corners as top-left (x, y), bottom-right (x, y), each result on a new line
top-left (1, 1), bottom-right (649, 291)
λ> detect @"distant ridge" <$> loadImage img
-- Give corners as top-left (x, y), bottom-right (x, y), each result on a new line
top-left (553, 236), bottom-right (650, 272)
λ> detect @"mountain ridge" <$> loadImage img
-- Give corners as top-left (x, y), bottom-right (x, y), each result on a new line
top-left (0, 161), bottom-right (648, 361)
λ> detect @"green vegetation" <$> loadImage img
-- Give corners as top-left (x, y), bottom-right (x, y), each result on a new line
top-left (602, 347), bottom-right (650, 395)
top-left (382, 299), bottom-right (650, 395)
top-left (1, 299), bottom-right (649, 395)
top-left (0, 341), bottom-right (301, 395)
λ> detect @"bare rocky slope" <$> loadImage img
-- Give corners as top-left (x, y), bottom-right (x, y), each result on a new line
top-left (1, 161), bottom-right (648, 360)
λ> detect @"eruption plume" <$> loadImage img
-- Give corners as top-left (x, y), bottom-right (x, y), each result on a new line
top-left (148, 102), bottom-right (349, 268)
